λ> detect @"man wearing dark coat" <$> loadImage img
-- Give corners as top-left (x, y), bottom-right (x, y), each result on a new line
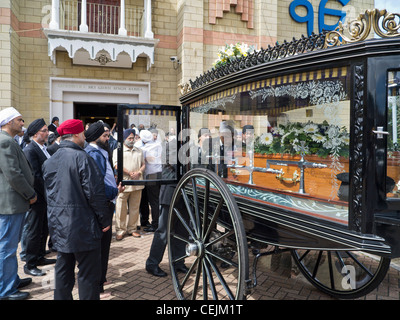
top-left (42, 119), bottom-right (112, 300)
top-left (84, 121), bottom-right (122, 297)
top-left (47, 116), bottom-right (59, 133)
top-left (23, 119), bottom-right (56, 277)
top-left (145, 137), bottom-right (187, 277)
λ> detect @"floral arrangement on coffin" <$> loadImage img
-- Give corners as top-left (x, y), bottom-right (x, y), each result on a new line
top-left (254, 121), bottom-right (350, 158)
top-left (212, 43), bottom-right (255, 68)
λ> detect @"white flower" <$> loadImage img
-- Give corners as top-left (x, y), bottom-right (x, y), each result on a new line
top-left (303, 123), bottom-right (318, 134)
top-left (341, 134), bottom-right (350, 145)
top-left (292, 128), bottom-right (303, 136)
top-left (260, 132), bottom-right (273, 145)
top-left (311, 134), bottom-right (326, 143)
top-left (331, 137), bottom-right (342, 147)
top-left (326, 125), bottom-right (339, 138)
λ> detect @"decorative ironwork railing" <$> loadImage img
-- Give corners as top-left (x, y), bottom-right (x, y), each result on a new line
top-left (185, 8), bottom-right (400, 93)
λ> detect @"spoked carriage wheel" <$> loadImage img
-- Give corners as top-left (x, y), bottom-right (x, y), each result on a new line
top-left (167, 168), bottom-right (249, 300)
top-left (291, 249), bottom-right (391, 299)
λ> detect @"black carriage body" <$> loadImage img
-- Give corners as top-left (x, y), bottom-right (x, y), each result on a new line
top-left (179, 36), bottom-right (400, 258)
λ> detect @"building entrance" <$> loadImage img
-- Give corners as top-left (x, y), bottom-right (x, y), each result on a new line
top-left (50, 78), bottom-right (151, 123)
top-left (74, 102), bottom-right (117, 128)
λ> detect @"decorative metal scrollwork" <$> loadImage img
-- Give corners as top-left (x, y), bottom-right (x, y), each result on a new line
top-left (324, 8), bottom-right (400, 48)
top-left (181, 8), bottom-right (400, 94)
top-left (185, 32), bottom-right (328, 92)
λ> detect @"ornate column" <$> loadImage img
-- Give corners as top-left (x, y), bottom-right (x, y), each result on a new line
top-left (118, 0), bottom-right (128, 36)
top-left (49, 0), bottom-right (60, 30)
top-left (143, 0), bottom-right (153, 38)
top-left (79, 0), bottom-right (89, 32)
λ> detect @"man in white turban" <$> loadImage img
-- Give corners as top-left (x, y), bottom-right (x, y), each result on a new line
top-left (0, 107), bottom-right (36, 300)
top-left (0, 107), bottom-right (21, 128)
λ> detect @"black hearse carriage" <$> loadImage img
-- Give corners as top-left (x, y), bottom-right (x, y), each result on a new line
top-left (117, 9), bottom-right (400, 300)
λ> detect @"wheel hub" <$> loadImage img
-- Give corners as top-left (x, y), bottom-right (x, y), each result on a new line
top-left (186, 241), bottom-right (203, 257)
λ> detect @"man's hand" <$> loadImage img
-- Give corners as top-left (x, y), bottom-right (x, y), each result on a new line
top-left (29, 195), bottom-right (37, 205)
top-left (129, 171), bottom-right (141, 180)
top-left (117, 182), bottom-right (125, 193)
top-left (102, 226), bottom-right (110, 232)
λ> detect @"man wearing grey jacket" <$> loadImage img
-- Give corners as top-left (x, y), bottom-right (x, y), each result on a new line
top-left (0, 107), bottom-right (37, 300)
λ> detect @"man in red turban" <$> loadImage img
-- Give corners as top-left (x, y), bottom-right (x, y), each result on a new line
top-left (56, 119), bottom-right (85, 148)
top-left (42, 119), bottom-right (112, 300)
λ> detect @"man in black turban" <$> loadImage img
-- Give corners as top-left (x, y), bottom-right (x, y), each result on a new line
top-left (85, 121), bottom-right (121, 296)
top-left (22, 118), bottom-right (47, 146)
top-left (85, 121), bottom-right (105, 143)
top-left (23, 118), bottom-right (55, 277)
top-left (26, 118), bottom-right (46, 138)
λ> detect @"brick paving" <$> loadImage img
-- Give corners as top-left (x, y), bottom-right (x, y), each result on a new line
top-left (17, 223), bottom-right (400, 301)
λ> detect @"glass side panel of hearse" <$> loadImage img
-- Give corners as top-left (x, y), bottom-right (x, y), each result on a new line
top-left (188, 67), bottom-right (351, 226)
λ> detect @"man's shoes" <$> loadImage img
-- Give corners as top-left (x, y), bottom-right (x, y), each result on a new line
top-left (24, 265), bottom-right (46, 276)
top-left (17, 278), bottom-right (32, 289)
top-left (146, 266), bottom-right (167, 277)
top-left (176, 265), bottom-right (189, 274)
top-left (37, 257), bottom-right (56, 266)
top-left (0, 290), bottom-right (30, 300)
top-left (116, 234), bottom-right (124, 241)
top-left (143, 226), bottom-right (156, 232)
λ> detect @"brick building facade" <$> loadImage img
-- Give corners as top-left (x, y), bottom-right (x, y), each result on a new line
top-left (0, 0), bottom-right (374, 125)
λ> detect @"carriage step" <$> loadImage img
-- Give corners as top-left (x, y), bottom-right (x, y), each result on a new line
top-left (375, 212), bottom-right (400, 226)
top-left (375, 212), bottom-right (400, 257)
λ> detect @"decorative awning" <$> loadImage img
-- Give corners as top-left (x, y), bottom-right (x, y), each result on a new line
top-left (44, 29), bottom-right (158, 70)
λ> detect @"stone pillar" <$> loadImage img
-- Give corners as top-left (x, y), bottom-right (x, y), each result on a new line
top-left (49, 0), bottom-right (60, 30)
top-left (144, 0), bottom-right (154, 38)
top-left (119, 0), bottom-right (128, 36)
top-left (79, 0), bottom-right (89, 32)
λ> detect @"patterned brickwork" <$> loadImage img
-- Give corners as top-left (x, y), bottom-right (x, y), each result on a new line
top-left (0, 0), bottom-right (377, 124)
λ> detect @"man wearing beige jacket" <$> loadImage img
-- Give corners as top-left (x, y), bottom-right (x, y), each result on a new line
top-left (0, 107), bottom-right (37, 300)
top-left (113, 129), bottom-right (145, 240)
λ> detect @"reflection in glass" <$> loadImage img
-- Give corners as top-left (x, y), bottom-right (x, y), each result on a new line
top-left (120, 108), bottom-right (178, 183)
top-left (188, 67), bottom-right (350, 225)
top-left (387, 71), bottom-right (400, 198)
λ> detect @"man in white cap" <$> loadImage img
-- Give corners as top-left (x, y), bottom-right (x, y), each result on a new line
top-left (0, 107), bottom-right (37, 300)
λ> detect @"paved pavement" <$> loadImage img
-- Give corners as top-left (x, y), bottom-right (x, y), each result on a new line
top-left (17, 223), bottom-right (400, 301)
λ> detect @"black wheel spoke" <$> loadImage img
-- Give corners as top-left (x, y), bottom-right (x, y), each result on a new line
top-left (191, 177), bottom-right (201, 236)
top-left (203, 258), bottom-right (217, 300)
top-left (205, 249), bottom-right (238, 268)
top-left (312, 251), bottom-right (323, 279)
top-left (327, 251), bottom-right (335, 290)
top-left (180, 189), bottom-right (200, 238)
top-left (171, 232), bottom-right (191, 244)
top-left (191, 258), bottom-right (202, 300)
top-left (298, 249), bottom-right (310, 262)
top-left (180, 257), bottom-right (199, 289)
top-left (205, 255), bottom-right (235, 300)
top-left (203, 197), bottom-right (223, 242)
top-left (202, 179), bottom-right (210, 239)
top-left (345, 251), bottom-right (374, 278)
top-left (173, 207), bottom-right (197, 240)
top-left (206, 229), bottom-right (234, 247)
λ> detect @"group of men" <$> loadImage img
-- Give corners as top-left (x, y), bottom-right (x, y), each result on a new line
top-left (0, 106), bottom-right (169, 300)
top-left (0, 105), bottom-right (250, 300)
